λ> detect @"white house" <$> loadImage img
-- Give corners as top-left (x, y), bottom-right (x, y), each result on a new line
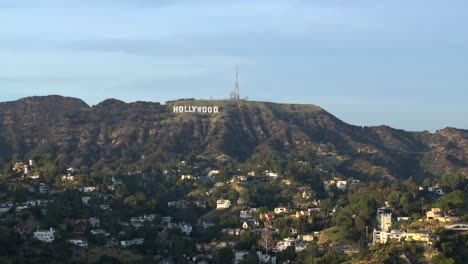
top-left (120, 238), bottom-right (144, 247)
top-left (81, 186), bottom-right (96, 193)
top-left (89, 217), bottom-right (100, 228)
top-left (373, 229), bottom-right (405, 244)
top-left (428, 186), bottom-right (445, 195)
top-left (81, 197), bottom-right (91, 206)
top-left (178, 222), bottom-right (193, 236)
top-left (295, 241), bottom-right (307, 252)
top-left (28, 174), bottom-right (40, 179)
top-left (99, 204), bottom-right (110, 210)
top-left (38, 183), bottom-right (49, 194)
top-left (336, 181), bottom-right (347, 190)
top-left (33, 228), bottom-right (55, 243)
top-left (377, 207), bottom-right (392, 231)
top-left (0, 202), bottom-right (13, 213)
top-left (90, 229), bottom-right (106, 235)
top-left (257, 251), bottom-right (276, 264)
top-left (208, 170), bottom-right (220, 176)
top-left (274, 207), bottom-right (287, 214)
top-left (397, 217), bottom-right (411, 221)
top-left (68, 239), bottom-right (88, 247)
top-left (266, 171), bottom-right (279, 177)
top-left (240, 210), bottom-right (253, 219)
top-left (217, 199), bottom-right (231, 209)
top-left (276, 237), bottom-right (297, 251)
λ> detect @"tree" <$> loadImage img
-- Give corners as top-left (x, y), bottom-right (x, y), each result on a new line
top-left (214, 247), bottom-right (234, 263)
top-left (278, 246), bottom-right (297, 262)
top-left (436, 190), bottom-right (465, 213)
top-left (124, 192), bottom-right (147, 208)
top-left (259, 229), bottom-right (274, 252)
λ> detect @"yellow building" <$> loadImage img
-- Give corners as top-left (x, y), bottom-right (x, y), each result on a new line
top-left (405, 230), bottom-right (432, 242)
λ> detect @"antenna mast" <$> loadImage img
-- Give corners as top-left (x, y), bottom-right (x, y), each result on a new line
top-left (230, 65), bottom-right (241, 100)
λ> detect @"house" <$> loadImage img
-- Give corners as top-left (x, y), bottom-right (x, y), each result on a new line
top-left (111, 176), bottom-right (123, 185)
top-left (168, 200), bottom-right (189, 209)
top-left (265, 171), bottom-right (279, 177)
top-left (301, 234), bottom-right (315, 242)
top-left (178, 222), bottom-right (193, 236)
top-left (120, 238), bottom-right (144, 247)
top-left (81, 197), bottom-right (91, 206)
top-left (405, 230), bottom-right (433, 242)
top-left (428, 186), bottom-right (444, 195)
top-left (276, 237), bottom-right (297, 251)
top-left (99, 204), bottom-right (110, 210)
top-left (237, 175), bottom-right (248, 182)
top-left (426, 208), bottom-right (443, 220)
top-left (295, 210), bottom-right (311, 218)
top-left (143, 214), bottom-right (156, 221)
top-left (216, 199), bottom-right (231, 209)
top-left (397, 217), bottom-right (411, 221)
top-left (289, 228), bottom-right (298, 235)
top-left (197, 219), bottom-right (215, 230)
top-left (130, 217), bottom-right (145, 228)
top-left (257, 251), bottom-right (276, 264)
top-left (444, 224), bottom-right (468, 231)
top-left (377, 207), bottom-right (392, 231)
top-left (351, 179), bottom-right (361, 185)
top-left (333, 244), bottom-right (360, 255)
top-left (0, 202), bottom-right (13, 213)
top-left (274, 207), bottom-right (287, 214)
top-left (260, 213), bottom-right (275, 224)
top-left (33, 228), bottom-right (55, 242)
top-left (208, 170), bottom-right (220, 176)
top-left (89, 217), bottom-right (100, 228)
top-left (295, 241), bottom-right (307, 252)
top-left (39, 183), bottom-right (49, 194)
top-left (28, 174), bottom-right (40, 179)
top-left (26, 199), bottom-right (48, 207)
top-left (181, 175), bottom-right (196, 180)
top-left (247, 171), bottom-right (256, 177)
top-left (61, 174), bottom-right (75, 182)
top-left (336, 181), bottom-right (347, 191)
top-left (90, 229), bottom-right (106, 235)
top-left (234, 251), bottom-right (249, 264)
top-left (68, 239), bottom-right (88, 247)
top-left (323, 180), bottom-right (336, 188)
top-left (373, 229), bottom-right (405, 244)
top-left (161, 216), bottom-right (172, 225)
top-left (222, 228), bottom-right (242, 236)
top-left (302, 191), bottom-right (311, 199)
top-left (240, 210), bottom-right (253, 219)
top-left (81, 186), bottom-right (96, 193)
top-left (193, 200), bottom-right (207, 209)
top-left (242, 220), bottom-right (258, 230)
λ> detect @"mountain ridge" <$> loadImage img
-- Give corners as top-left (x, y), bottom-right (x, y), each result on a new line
top-left (0, 95), bottom-right (466, 181)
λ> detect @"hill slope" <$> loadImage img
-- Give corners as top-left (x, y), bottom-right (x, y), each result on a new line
top-left (0, 96), bottom-right (467, 180)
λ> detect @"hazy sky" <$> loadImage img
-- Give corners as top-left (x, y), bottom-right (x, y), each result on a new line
top-left (1, 0), bottom-right (467, 131)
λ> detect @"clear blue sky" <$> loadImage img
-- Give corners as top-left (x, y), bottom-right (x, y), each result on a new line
top-left (1, 0), bottom-right (467, 131)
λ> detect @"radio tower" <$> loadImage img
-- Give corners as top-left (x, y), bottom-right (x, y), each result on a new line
top-left (230, 65), bottom-right (241, 100)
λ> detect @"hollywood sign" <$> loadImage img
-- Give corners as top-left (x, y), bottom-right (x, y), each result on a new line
top-left (173, 105), bottom-right (219, 114)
